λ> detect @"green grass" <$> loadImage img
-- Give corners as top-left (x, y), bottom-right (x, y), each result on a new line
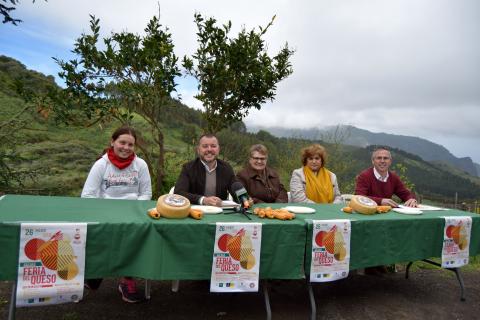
top-left (0, 91), bottom-right (194, 195)
top-left (406, 255), bottom-right (480, 273)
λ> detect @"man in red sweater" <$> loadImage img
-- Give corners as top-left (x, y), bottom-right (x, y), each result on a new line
top-left (355, 147), bottom-right (417, 208)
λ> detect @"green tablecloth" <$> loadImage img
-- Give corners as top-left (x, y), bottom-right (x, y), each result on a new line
top-left (257, 203), bottom-right (480, 271)
top-left (0, 195), bottom-right (306, 280)
top-left (1, 195), bottom-right (479, 281)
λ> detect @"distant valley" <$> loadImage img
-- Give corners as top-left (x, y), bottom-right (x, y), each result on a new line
top-left (250, 125), bottom-right (480, 177)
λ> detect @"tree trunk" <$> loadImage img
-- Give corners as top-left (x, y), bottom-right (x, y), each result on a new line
top-left (155, 131), bottom-right (165, 199)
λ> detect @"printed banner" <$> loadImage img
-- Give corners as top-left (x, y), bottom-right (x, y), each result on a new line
top-left (441, 216), bottom-right (472, 268)
top-left (16, 223), bottom-right (87, 307)
top-left (310, 219), bottom-right (351, 282)
top-left (210, 222), bottom-right (262, 292)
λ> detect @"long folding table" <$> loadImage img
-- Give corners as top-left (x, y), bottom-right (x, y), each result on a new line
top-left (1, 195), bottom-right (479, 320)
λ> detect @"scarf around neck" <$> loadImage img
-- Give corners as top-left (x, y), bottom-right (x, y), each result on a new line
top-left (107, 147), bottom-right (135, 170)
top-left (303, 166), bottom-right (334, 203)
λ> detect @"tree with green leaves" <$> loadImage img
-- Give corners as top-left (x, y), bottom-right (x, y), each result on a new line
top-left (183, 13), bottom-right (294, 133)
top-left (393, 162), bottom-right (415, 192)
top-left (1, 0), bottom-right (22, 25)
top-left (48, 15), bottom-right (181, 196)
top-left (0, 56), bottom-right (56, 193)
top-left (0, 104), bottom-right (34, 193)
top-left (1, 0), bottom-right (45, 25)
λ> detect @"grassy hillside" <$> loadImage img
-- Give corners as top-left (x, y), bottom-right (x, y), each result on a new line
top-left (1, 90), bottom-right (203, 196)
top-left (1, 55), bottom-right (479, 205)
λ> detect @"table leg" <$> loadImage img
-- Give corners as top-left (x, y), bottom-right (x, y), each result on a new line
top-left (405, 262), bottom-right (414, 279)
top-left (423, 259), bottom-right (466, 301)
top-left (307, 279), bottom-right (316, 320)
top-left (144, 279), bottom-right (151, 300)
top-left (8, 281), bottom-right (16, 320)
top-left (452, 268), bottom-right (466, 301)
top-left (262, 280), bottom-right (271, 320)
top-left (409, 259), bottom-right (466, 301)
top-left (171, 280), bottom-right (180, 292)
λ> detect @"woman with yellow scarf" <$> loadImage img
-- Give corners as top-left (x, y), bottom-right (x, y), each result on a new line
top-left (290, 144), bottom-right (342, 203)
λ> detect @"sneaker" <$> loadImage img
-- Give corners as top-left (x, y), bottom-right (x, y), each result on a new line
top-left (118, 278), bottom-right (144, 303)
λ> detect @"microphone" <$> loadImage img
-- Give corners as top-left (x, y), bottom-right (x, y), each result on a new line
top-left (231, 182), bottom-right (251, 210)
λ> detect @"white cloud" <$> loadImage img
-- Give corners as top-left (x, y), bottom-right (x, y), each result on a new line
top-left (4, 0), bottom-right (480, 162)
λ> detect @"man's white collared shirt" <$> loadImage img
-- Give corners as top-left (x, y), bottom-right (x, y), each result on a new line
top-left (373, 167), bottom-right (389, 182)
top-left (200, 159), bottom-right (217, 173)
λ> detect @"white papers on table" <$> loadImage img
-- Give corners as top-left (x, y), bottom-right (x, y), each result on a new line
top-left (221, 200), bottom-right (240, 209)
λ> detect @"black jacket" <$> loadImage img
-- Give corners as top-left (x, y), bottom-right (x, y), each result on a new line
top-left (174, 158), bottom-right (238, 204)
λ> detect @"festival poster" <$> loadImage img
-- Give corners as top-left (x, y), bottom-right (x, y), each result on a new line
top-left (310, 219), bottom-right (351, 282)
top-left (441, 216), bottom-right (472, 268)
top-left (16, 223), bottom-right (87, 307)
top-left (210, 222), bottom-right (262, 292)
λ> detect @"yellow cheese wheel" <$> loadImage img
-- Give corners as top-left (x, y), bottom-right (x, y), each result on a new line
top-left (156, 194), bottom-right (191, 218)
top-left (350, 195), bottom-right (378, 215)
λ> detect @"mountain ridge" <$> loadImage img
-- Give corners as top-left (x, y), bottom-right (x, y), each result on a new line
top-left (249, 124), bottom-right (479, 177)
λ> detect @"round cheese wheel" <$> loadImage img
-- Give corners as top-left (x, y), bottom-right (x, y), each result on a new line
top-left (350, 195), bottom-right (377, 215)
top-left (156, 194), bottom-right (191, 219)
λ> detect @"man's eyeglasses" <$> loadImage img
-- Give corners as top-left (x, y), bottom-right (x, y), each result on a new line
top-left (251, 157), bottom-right (267, 162)
top-left (375, 156), bottom-right (391, 160)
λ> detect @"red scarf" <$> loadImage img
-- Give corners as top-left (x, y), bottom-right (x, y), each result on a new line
top-left (107, 147), bottom-right (135, 169)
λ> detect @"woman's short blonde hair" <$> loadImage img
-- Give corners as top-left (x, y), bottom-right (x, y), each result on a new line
top-left (249, 144), bottom-right (268, 157)
top-left (301, 144), bottom-right (327, 167)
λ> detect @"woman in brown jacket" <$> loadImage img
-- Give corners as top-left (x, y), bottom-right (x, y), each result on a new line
top-left (236, 144), bottom-right (288, 204)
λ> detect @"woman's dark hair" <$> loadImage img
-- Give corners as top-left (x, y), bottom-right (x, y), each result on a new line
top-left (112, 126), bottom-right (137, 142)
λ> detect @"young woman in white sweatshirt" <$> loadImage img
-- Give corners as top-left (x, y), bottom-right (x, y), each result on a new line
top-left (81, 126), bottom-right (152, 303)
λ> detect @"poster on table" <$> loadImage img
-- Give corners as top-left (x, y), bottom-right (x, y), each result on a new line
top-left (210, 222), bottom-right (262, 292)
top-left (310, 219), bottom-right (351, 282)
top-left (441, 216), bottom-right (472, 268)
top-left (16, 223), bottom-right (87, 307)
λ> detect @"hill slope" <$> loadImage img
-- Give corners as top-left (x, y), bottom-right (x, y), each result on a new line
top-left (1, 55), bottom-right (479, 203)
top-left (253, 125), bottom-right (479, 177)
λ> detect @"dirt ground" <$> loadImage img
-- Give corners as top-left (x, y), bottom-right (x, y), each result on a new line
top-left (1, 266), bottom-right (479, 320)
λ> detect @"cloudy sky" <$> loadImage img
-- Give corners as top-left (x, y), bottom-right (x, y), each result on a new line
top-left (1, 0), bottom-right (479, 162)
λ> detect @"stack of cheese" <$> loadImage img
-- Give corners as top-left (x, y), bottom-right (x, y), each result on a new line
top-left (148, 194), bottom-right (203, 219)
top-left (156, 194), bottom-right (191, 218)
top-left (343, 195), bottom-right (392, 215)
